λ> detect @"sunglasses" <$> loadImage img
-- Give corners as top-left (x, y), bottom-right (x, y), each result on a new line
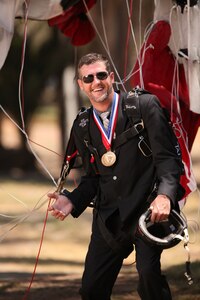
top-left (82, 71), bottom-right (109, 84)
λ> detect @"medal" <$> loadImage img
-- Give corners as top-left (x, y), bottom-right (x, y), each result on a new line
top-left (93, 93), bottom-right (119, 167)
top-left (101, 151), bottom-right (116, 167)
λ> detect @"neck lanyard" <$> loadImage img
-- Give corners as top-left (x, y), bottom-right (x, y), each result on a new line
top-left (93, 93), bottom-right (119, 151)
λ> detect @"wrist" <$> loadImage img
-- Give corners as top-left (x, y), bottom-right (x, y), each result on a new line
top-left (60, 188), bottom-right (70, 197)
top-left (158, 194), bottom-right (172, 210)
top-left (159, 194), bottom-right (171, 201)
top-left (60, 188), bottom-right (76, 215)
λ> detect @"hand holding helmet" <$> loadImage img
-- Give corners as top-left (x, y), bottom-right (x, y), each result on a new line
top-left (149, 194), bottom-right (171, 223)
top-left (138, 206), bottom-right (189, 249)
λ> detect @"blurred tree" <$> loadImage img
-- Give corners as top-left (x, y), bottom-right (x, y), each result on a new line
top-left (0, 21), bottom-right (74, 174)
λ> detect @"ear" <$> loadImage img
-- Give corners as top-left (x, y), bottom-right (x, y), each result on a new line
top-left (110, 72), bottom-right (115, 83)
top-left (77, 79), bottom-right (84, 90)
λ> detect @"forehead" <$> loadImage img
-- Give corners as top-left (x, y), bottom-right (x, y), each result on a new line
top-left (79, 61), bottom-right (107, 76)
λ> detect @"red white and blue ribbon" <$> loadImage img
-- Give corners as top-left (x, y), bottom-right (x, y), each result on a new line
top-left (93, 92), bottom-right (119, 151)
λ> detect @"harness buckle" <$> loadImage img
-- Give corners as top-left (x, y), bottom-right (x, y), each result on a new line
top-left (84, 139), bottom-right (89, 147)
top-left (138, 136), bottom-right (152, 157)
top-left (134, 120), bottom-right (144, 133)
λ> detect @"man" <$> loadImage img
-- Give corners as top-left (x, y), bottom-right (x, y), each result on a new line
top-left (48, 53), bottom-right (183, 300)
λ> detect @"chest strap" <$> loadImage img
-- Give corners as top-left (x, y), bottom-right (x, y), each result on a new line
top-left (112, 89), bottom-right (145, 150)
top-left (112, 120), bottom-right (144, 150)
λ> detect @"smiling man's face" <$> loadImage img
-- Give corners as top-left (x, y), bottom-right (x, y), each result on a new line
top-left (77, 61), bottom-right (115, 111)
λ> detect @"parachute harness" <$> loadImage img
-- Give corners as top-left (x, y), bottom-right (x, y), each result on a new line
top-left (56, 151), bottom-right (78, 193)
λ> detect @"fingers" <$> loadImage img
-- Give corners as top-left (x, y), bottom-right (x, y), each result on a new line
top-left (50, 208), bottom-right (67, 221)
top-left (150, 205), bottom-right (169, 223)
top-left (150, 196), bottom-right (171, 223)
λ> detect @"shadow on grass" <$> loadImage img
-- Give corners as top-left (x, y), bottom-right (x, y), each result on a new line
top-left (0, 256), bottom-right (83, 267)
top-left (0, 261), bottom-right (199, 300)
top-left (167, 260), bottom-right (200, 300)
top-left (0, 272), bottom-right (82, 300)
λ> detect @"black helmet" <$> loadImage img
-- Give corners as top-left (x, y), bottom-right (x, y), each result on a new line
top-left (137, 209), bottom-right (189, 249)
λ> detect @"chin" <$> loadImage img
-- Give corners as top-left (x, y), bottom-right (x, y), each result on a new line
top-left (94, 93), bottom-right (108, 103)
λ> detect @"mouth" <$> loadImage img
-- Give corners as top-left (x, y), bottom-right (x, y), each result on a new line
top-left (92, 86), bottom-right (104, 93)
top-left (90, 86), bottom-right (108, 102)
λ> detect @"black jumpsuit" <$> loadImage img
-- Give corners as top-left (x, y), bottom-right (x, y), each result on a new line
top-left (67, 91), bottom-right (182, 299)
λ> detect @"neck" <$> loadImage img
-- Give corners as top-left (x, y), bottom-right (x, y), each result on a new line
top-left (93, 102), bottom-right (111, 113)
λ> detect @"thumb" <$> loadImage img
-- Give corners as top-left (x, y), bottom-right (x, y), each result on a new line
top-left (47, 192), bottom-right (58, 199)
top-left (47, 192), bottom-right (58, 210)
top-left (47, 205), bottom-right (54, 211)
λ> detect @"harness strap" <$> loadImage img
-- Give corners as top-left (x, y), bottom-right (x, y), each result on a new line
top-left (125, 90), bottom-right (142, 124)
top-left (57, 127), bottom-right (78, 192)
top-left (112, 121), bottom-right (144, 149)
top-left (94, 209), bottom-right (133, 258)
top-left (112, 88), bottom-right (150, 153)
top-left (77, 107), bottom-right (103, 172)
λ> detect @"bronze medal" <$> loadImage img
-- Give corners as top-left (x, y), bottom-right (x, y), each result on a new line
top-left (93, 93), bottom-right (119, 168)
top-left (101, 151), bottom-right (116, 167)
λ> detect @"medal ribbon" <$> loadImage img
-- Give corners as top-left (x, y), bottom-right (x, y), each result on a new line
top-left (93, 93), bottom-right (119, 151)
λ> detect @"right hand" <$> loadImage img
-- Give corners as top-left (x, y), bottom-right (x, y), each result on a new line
top-left (47, 192), bottom-right (74, 221)
top-left (149, 194), bottom-right (171, 223)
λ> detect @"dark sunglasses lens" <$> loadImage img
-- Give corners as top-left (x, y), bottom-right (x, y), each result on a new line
top-left (82, 75), bottom-right (94, 83)
top-left (82, 72), bottom-right (109, 83)
top-left (96, 72), bottom-right (108, 80)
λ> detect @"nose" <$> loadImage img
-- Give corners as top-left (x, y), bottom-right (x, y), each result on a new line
top-left (93, 75), bottom-right (101, 83)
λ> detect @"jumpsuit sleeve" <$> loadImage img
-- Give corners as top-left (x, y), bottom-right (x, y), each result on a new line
top-left (140, 94), bottom-right (184, 206)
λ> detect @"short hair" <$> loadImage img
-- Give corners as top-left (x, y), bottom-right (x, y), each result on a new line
top-left (76, 53), bottom-right (111, 79)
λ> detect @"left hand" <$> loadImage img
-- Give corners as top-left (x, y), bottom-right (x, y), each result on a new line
top-left (47, 192), bottom-right (74, 221)
top-left (150, 194), bottom-right (171, 223)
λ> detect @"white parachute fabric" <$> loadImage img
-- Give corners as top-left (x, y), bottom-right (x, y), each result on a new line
top-left (154, 0), bottom-right (200, 114)
top-left (15, 0), bottom-right (62, 20)
top-left (0, 0), bottom-right (62, 69)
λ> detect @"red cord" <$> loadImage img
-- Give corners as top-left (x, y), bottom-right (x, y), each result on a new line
top-left (22, 198), bottom-right (51, 300)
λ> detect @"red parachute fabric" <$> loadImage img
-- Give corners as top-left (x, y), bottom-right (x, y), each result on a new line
top-left (131, 20), bottom-right (200, 150)
top-left (131, 20), bottom-right (198, 200)
top-left (146, 83), bottom-right (196, 201)
top-left (48, 0), bottom-right (96, 46)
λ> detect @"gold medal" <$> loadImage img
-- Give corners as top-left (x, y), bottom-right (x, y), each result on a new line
top-left (101, 151), bottom-right (116, 167)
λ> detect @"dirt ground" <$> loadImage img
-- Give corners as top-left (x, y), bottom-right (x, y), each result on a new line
top-left (0, 117), bottom-right (200, 300)
top-left (0, 192), bottom-right (200, 300)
